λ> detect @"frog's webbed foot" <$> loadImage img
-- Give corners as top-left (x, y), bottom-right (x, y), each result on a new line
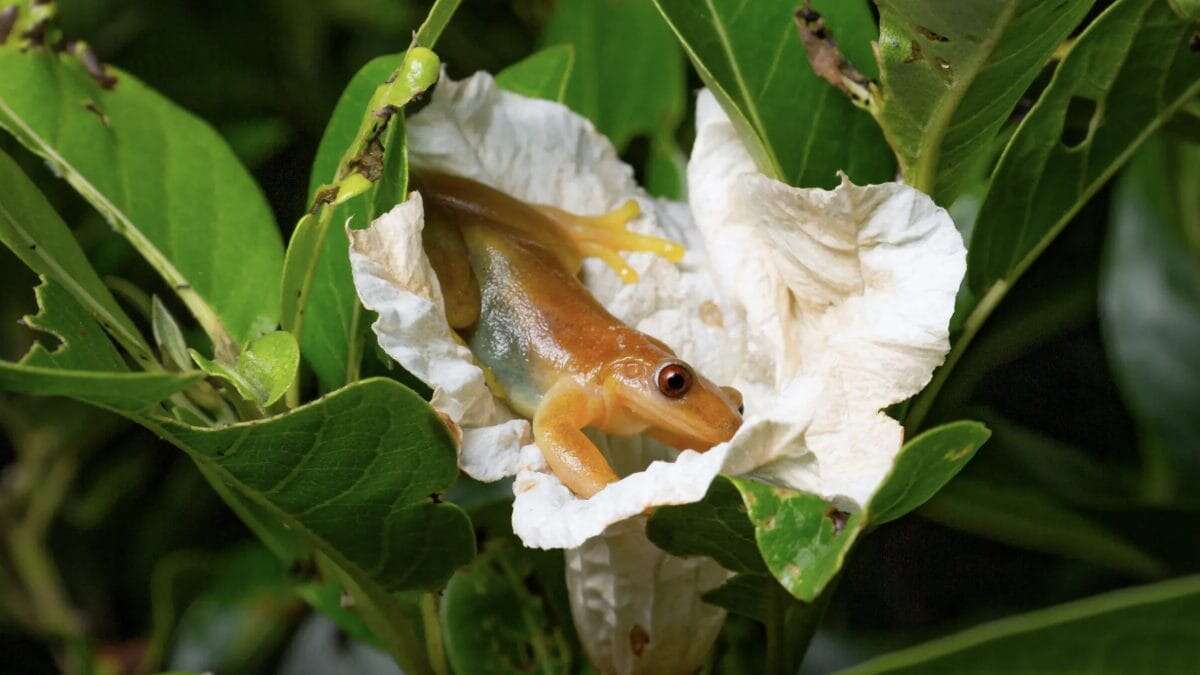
top-left (533, 380), bottom-right (619, 498)
top-left (535, 200), bottom-right (684, 284)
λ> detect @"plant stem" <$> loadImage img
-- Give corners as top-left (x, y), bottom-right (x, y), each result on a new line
top-left (420, 592), bottom-right (449, 675)
top-left (6, 454), bottom-right (84, 639)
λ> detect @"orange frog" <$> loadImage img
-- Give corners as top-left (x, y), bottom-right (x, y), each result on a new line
top-left (416, 172), bottom-right (743, 498)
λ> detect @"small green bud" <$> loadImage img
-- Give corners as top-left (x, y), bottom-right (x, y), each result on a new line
top-left (400, 47), bottom-right (441, 96)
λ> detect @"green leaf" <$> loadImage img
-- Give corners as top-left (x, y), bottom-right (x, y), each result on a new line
top-left (838, 576), bottom-right (1200, 674)
top-left (646, 477), bottom-right (766, 575)
top-left (653, 0), bottom-right (894, 188)
top-left (284, 51), bottom-right (430, 392)
top-left (495, 45), bottom-right (575, 103)
top-left (873, 0), bottom-right (1093, 204)
top-left (544, 0), bottom-right (685, 151)
top-left (0, 147), bottom-right (154, 367)
top-left (152, 378), bottom-right (475, 593)
top-left (442, 542), bottom-right (573, 675)
top-left (732, 477), bottom-right (865, 603)
top-left (190, 331), bottom-right (299, 407)
top-left (0, 279), bottom-right (199, 413)
top-left (0, 362), bottom-right (198, 416)
top-left (1100, 135), bottom-right (1200, 500)
top-left (414, 0), bottom-right (463, 49)
top-left (920, 478), bottom-right (1166, 579)
top-left (866, 421), bottom-right (990, 526)
top-left (0, 48), bottom-right (285, 351)
top-left (645, 131), bottom-right (687, 200)
top-left (21, 276), bottom-right (126, 372)
top-left (967, 0), bottom-right (1200, 299)
top-left (701, 573), bottom-right (773, 623)
top-left (908, 0), bottom-right (1200, 434)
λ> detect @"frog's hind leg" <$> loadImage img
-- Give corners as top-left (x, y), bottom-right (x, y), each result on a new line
top-left (533, 380), bottom-right (619, 498)
top-left (422, 203), bottom-right (480, 330)
top-left (536, 199), bottom-right (684, 284)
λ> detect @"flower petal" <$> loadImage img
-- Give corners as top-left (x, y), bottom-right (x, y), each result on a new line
top-left (688, 90), bottom-right (966, 506)
top-left (566, 517), bottom-right (729, 675)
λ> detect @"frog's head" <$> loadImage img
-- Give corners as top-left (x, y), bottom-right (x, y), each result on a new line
top-left (604, 352), bottom-right (743, 452)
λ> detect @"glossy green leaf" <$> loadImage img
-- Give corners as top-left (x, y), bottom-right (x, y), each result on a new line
top-left (840, 576), bottom-right (1200, 674)
top-left (653, 0), bottom-right (894, 188)
top-left (495, 45), bottom-right (575, 103)
top-left (191, 331), bottom-right (299, 407)
top-left (0, 361), bottom-right (197, 415)
top-left (967, 0), bottom-right (1200, 298)
top-left (0, 147), bottom-right (154, 366)
top-left (873, 0), bottom-right (1093, 204)
top-left (921, 478), bottom-right (1165, 579)
top-left (866, 421), bottom-right (990, 525)
top-left (732, 477), bottom-right (865, 602)
top-left (442, 542), bottom-right (573, 675)
top-left (646, 477), bottom-right (766, 575)
top-left (22, 276), bottom-right (126, 372)
top-left (544, 0), bottom-right (685, 151)
top-left (287, 53), bottom-right (413, 392)
top-left (0, 48), bottom-right (284, 350)
top-left (0, 279), bottom-right (199, 413)
top-left (153, 378), bottom-right (475, 593)
top-left (1101, 136), bottom-right (1200, 500)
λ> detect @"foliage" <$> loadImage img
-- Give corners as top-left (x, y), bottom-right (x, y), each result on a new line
top-left (1, 1), bottom-right (1198, 674)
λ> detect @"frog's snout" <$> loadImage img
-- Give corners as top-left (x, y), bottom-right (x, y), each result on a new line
top-left (721, 386), bottom-right (744, 417)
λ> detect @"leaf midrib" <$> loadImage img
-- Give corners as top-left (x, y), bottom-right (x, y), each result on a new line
top-left (702, 0), bottom-right (786, 179)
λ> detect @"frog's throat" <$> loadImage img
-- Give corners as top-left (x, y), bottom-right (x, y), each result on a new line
top-left (536, 200), bottom-right (685, 284)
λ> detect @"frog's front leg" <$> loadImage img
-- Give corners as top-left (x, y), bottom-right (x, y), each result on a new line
top-left (533, 379), bottom-right (619, 498)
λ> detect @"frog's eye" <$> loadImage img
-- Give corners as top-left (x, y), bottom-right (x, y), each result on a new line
top-left (656, 362), bottom-right (693, 399)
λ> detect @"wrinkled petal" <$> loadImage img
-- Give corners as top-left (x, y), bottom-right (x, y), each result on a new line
top-left (566, 517), bottom-right (729, 675)
top-left (687, 90), bottom-right (965, 508)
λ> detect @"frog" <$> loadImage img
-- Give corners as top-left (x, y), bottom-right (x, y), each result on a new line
top-left (414, 172), bottom-right (744, 498)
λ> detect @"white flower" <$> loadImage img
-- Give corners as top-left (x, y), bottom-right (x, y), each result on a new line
top-left (348, 72), bottom-right (964, 675)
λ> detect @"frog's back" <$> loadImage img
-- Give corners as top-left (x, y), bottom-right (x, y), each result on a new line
top-left (419, 176), bottom-right (635, 417)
